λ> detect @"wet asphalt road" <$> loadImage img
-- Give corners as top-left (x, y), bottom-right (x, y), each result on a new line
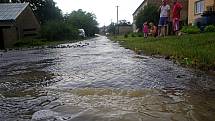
top-left (0, 36), bottom-right (215, 121)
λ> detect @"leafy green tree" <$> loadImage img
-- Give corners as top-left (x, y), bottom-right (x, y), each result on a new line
top-left (41, 20), bottom-right (79, 41)
top-left (107, 22), bottom-right (116, 34)
top-left (66, 9), bottom-right (99, 37)
top-left (135, 4), bottom-right (159, 30)
top-left (0, 0), bottom-right (10, 3)
top-left (118, 20), bottom-right (131, 26)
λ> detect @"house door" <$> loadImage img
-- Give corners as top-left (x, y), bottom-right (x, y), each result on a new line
top-left (0, 28), bottom-right (4, 49)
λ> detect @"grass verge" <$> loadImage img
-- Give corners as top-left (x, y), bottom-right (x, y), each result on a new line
top-left (111, 33), bottom-right (215, 71)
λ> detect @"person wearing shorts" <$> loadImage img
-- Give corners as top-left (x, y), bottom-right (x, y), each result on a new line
top-left (172, 0), bottom-right (183, 36)
top-left (158, 0), bottom-right (170, 37)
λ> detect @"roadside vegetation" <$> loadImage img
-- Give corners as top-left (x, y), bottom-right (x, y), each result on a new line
top-left (13, 9), bottom-right (99, 48)
top-left (0, 1), bottom-right (99, 48)
top-left (112, 31), bottom-right (215, 71)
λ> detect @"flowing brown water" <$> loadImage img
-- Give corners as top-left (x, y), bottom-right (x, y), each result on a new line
top-left (0, 36), bottom-right (215, 121)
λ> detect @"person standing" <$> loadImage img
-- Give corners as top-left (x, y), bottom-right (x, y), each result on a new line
top-left (172, 0), bottom-right (183, 36)
top-left (143, 22), bottom-right (149, 38)
top-left (158, 0), bottom-right (170, 37)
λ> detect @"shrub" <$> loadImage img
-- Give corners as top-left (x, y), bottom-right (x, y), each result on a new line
top-left (204, 25), bottom-right (215, 32)
top-left (124, 34), bottom-right (128, 38)
top-left (181, 26), bottom-right (200, 34)
top-left (138, 33), bottom-right (144, 37)
top-left (14, 39), bottom-right (46, 47)
top-left (131, 33), bottom-right (136, 37)
top-left (41, 21), bottom-right (79, 41)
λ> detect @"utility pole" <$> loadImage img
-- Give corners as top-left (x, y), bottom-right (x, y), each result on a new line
top-left (116, 5), bottom-right (119, 35)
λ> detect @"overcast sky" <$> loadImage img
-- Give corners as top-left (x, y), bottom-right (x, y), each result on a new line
top-left (54, 0), bottom-right (144, 27)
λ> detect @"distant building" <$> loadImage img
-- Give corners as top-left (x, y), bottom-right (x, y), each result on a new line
top-left (117, 25), bottom-right (133, 35)
top-left (0, 3), bottom-right (40, 49)
top-left (132, 0), bottom-right (188, 32)
top-left (188, 0), bottom-right (215, 25)
top-left (99, 26), bottom-right (108, 35)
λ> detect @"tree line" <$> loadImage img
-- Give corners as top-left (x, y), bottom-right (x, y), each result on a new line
top-left (0, 0), bottom-right (99, 40)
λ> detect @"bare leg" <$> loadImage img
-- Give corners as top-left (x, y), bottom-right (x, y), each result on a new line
top-left (161, 26), bottom-right (165, 37)
top-left (165, 25), bottom-right (168, 36)
top-left (158, 26), bottom-right (161, 36)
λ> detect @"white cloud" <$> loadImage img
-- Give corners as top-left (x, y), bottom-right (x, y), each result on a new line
top-left (54, 0), bottom-right (143, 27)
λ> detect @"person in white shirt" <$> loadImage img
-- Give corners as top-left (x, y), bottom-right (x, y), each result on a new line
top-left (158, 0), bottom-right (170, 37)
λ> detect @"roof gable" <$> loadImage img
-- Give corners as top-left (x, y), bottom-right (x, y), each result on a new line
top-left (0, 3), bottom-right (29, 21)
top-left (133, 0), bottom-right (147, 15)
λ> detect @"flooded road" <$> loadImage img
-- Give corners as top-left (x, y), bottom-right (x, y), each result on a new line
top-left (0, 36), bottom-right (215, 121)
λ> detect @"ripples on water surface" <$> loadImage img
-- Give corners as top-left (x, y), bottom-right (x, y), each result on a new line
top-left (0, 36), bottom-right (215, 121)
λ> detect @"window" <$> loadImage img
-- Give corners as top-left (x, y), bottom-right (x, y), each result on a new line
top-left (195, 1), bottom-right (205, 14)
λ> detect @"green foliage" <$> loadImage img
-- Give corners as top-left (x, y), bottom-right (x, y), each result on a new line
top-left (131, 33), bottom-right (136, 37)
top-left (108, 22), bottom-right (116, 34)
top-left (135, 4), bottom-right (159, 30)
top-left (124, 34), bottom-right (128, 38)
top-left (129, 32), bottom-right (143, 37)
top-left (138, 33), bottom-right (144, 37)
top-left (0, 0), bottom-right (9, 3)
top-left (118, 20), bottom-right (131, 26)
top-left (66, 9), bottom-right (99, 37)
top-left (41, 21), bottom-right (79, 41)
top-left (112, 33), bottom-right (215, 70)
top-left (204, 25), bottom-right (215, 32)
top-left (14, 39), bottom-right (46, 47)
top-left (181, 26), bottom-right (200, 34)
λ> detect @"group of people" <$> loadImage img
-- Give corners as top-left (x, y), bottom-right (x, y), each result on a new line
top-left (142, 0), bottom-right (183, 38)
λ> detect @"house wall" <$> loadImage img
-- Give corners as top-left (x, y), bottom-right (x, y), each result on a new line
top-left (16, 6), bottom-right (40, 39)
top-left (3, 27), bottom-right (17, 48)
top-left (188, 0), bottom-right (215, 24)
top-left (118, 25), bottom-right (133, 35)
top-left (0, 28), bottom-right (4, 49)
top-left (0, 22), bottom-right (17, 48)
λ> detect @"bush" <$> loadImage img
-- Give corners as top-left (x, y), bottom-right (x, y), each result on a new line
top-left (124, 34), bottom-right (128, 38)
top-left (181, 26), bottom-right (200, 34)
top-left (131, 33), bottom-right (136, 37)
top-left (41, 21), bottom-right (79, 41)
top-left (138, 33), bottom-right (144, 37)
top-left (14, 39), bottom-right (46, 47)
top-left (204, 25), bottom-right (215, 32)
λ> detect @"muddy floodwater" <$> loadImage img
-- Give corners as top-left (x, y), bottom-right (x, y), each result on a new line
top-left (0, 36), bottom-right (215, 121)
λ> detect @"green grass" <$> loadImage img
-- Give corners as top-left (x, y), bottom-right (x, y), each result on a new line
top-left (14, 39), bottom-right (47, 47)
top-left (111, 33), bottom-right (215, 71)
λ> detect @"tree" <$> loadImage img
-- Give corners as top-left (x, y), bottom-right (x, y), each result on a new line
top-left (41, 20), bottom-right (79, 41)
top-left (31, 0), bottom-right (63, 23)
top-left (66, 9), bottom-right (99, 37)
top-left (0, 0), bottom-right (63, 24)
top-left (118, 20), bottom-right (131, 26)
top-left (0, 0), bottom-right (10, 3)
top-left (107, 22), bottom-right (116, 34)
top-left (135, 4), bottom-right (159, 30)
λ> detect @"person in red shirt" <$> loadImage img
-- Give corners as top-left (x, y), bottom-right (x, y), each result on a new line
top-left (172, 0), bottom-right (183, 36)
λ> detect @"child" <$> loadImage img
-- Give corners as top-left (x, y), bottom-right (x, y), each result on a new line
top-left (149, 22), bottom-right (157, 37)
top-left (143, 22), bottom-right (149, 38)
